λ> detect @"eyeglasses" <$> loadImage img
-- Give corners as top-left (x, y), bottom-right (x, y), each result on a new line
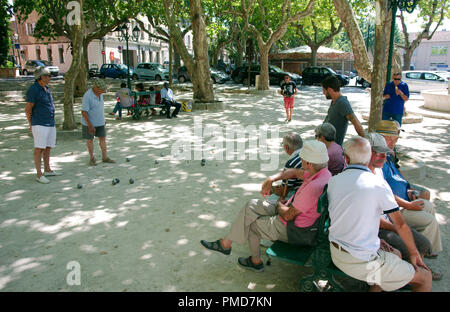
top-left (393, 78), bottom-right (401, 81)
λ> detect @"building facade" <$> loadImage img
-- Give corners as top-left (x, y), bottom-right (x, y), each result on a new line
top-left (406, 31), bottom-right (450, 71)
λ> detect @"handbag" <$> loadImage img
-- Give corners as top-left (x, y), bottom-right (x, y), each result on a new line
top-left (286, 216), bottom-right (320, 247)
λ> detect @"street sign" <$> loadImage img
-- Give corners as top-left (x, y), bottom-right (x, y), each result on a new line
top-left (101, 50), bottom-right (105, 55)
top-left (14, 44), bottom-right (20, 49)
top-left (118, 46), bottom-right (122, 51)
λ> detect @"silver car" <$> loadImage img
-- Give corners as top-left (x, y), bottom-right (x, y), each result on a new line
top-left (22, 60), bottom-right (59, 76)
top-left (402, 70), bottom-right (448, 93)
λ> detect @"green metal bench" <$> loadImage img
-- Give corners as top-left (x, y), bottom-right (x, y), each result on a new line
top-left (129, 90), bottom-right (166, 120)
top-left (265, 185), bottom-right (350, 292)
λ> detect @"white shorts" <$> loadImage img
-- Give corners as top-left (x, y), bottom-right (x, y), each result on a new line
top-left (330, 242), bottom-right (415, 291)
top-left (32, 125), bottom-right (56, 149)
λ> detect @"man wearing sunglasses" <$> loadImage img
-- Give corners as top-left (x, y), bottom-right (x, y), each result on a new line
top-left (382, 73), bottom-right (409, 126)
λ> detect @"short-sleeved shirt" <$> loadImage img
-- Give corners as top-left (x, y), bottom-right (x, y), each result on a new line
top-left (161, 88), bottom-right (174, 102)
top-left (115, 88), bottom-right (133, 108)
top-left (328, 165), bottom-right (399, 261)
top-left (324, 95), bottom-right (354, 146)
top-left (383, 81), bottom-right (409, 115)
top-left (281, 148), bottom-right (303, 190)
top-left (81, 88), bottom-right (105, 127)
top-left (327, 142), bottom-right (346, 176)
top-left (382, 154), bottom-right (409, 201)
top-left (280, 81), bottom-right (297, 98)
top-left (26, 82), bottom-right (55, 127)
top-left (280, 167), bottom-right (331, 228)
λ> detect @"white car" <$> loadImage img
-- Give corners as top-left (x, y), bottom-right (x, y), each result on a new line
top-left (402, 70), bottom-right (448, 93)
top-left (22, 60), bottom-right (59, 76)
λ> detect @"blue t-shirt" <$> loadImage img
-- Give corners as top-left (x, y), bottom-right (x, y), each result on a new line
top-left (81, 88), bottom-right (105, 127)
top-left (383, 81), bottom-right (409, 114)
top-left (382, 154), bottom-right (409, 201)
top-left (26, 82), bottom-right (55, 127)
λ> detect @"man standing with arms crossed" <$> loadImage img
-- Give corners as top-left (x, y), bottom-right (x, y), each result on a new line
top-left (81, 79), bottom-right (115, 166)
top-left (25, 67), bottom-right (61, 184)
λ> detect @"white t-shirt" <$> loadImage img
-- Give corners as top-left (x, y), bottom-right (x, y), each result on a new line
top-left (328, 165), bottom-right (399, 261)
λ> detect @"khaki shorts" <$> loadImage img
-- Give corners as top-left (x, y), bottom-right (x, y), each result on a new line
top-left (330, 242), bottom-right (415, 291)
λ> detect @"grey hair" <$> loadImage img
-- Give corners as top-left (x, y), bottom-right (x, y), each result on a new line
top-left (343, 136), bottom-right (371, 165)
top-left (282, 133), bottom-right (303, 151)
top-left (34, 66), bottom-right (51, 81)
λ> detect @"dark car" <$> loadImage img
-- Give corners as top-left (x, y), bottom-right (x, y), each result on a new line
top-left (177, 66), bottom-right (230, 84)
top-left (356, 76), bottom-right (371, 88)
top-left (301, 66), bottom-right (349, 87)
top-left (237, 64), bottom-right (302, 86)
top-left (99, 63), bottom-right (133, 79)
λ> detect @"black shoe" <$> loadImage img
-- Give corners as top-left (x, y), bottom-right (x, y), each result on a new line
top-left (167, 115), bottom-right (172, 119)
top-left (238, 257), bottom-right (264, 272)
top-left (200, 239), bottom-right (231, 255)
top-left (172, 115), bottom-right (178, 118)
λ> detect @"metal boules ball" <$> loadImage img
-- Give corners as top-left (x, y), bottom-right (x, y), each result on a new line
top-left (129, 178), bottom-right (134, 184)
top-left (201, 159), bottom-right (206, 166)
top-left (77, 183), bottom-right (83, 189)
top-left (112, 178), bottom-right (120, 185)
top-left (154, 160), bottom-right (159, 165)
top-left (126, 157), bottom-right (130, 162)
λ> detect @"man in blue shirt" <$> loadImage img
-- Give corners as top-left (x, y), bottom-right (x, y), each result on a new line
top-left (382, 73), bottom-right (409, 126)
top-left (81, 79), bottom-right (115, 166)
top-left (25, 67), bottom-right (61, 184)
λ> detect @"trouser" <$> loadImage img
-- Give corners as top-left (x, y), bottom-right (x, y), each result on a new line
top-left (113, 102), bottom-right (122, 118)
top-left (224, 199), bottom-right (288, 259)
top-left (401, 199), bottom-right (442, 253)
top-left (379, 227), bottom-right (432, 260)
top-left (163, 99), bottom-right (181, 117)
top-left (382, 111), bottom-right (403, 126)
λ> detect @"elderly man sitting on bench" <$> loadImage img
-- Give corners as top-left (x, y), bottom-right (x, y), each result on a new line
top-left (161, 82), bottom-right (181, 119)
top-left (200, 141), bottom-right (331, 272)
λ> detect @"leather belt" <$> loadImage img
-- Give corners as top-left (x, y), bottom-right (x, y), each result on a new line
top-left (331, 241), bottom-right (349, 253)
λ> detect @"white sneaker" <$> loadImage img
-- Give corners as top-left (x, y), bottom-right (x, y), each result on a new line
top-left (36, 176), bottom-right (50, 184)
top-left (44, 171), bottom-right (62, 177)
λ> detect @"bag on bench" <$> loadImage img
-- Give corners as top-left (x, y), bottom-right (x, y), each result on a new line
top-left (286, 217), bottom-right (319, 247)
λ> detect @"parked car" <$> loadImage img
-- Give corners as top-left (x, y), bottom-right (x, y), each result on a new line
top-left (177, 66), bottom-right (230, 84)
top-left (99, 63), bottom-right (133, 79)
top-left (231, 65), bottom-right (247, 83)
top-left (132, 62), bottom-right (169, 81)
top-left (236, 64), bottom-right (302, 86)
top-left (22, 60), bottom-right (59, 76)
top-left (88, 64), bottom-right (100, 78)
top-left (356, 75), bottom-right (371, 88)
top-left (402, 70), bottom-right (448, 92)
top-left (301, 66), bottom-right (349, 86)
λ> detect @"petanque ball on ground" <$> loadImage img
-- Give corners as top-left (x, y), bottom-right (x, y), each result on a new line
top-left (154, 160), bottom-right (159, 165)
top-left (77, 183), bottom-right (83, 189)
top-left (201, 159), bottom-right (206, 166)
top-left (129, 178), bottom-right (134, 184)
top-left (126, 158), bottom-right (130, 162)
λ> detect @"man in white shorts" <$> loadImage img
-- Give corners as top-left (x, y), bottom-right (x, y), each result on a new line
top-left (25, 67), bottom-right (62, 184)
top-left (327, 136), bottom-right (431, 291)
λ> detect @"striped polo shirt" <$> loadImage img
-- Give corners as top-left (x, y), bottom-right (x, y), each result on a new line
top-left (281, 148), bottom-right (303, 191)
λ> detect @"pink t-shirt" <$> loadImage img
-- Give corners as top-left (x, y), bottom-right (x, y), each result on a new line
top-left (279, 167), bottom-right (332, 228)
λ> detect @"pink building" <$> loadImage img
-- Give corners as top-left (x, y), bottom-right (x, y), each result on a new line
top-left (407, 31), bottom-right (450, 71)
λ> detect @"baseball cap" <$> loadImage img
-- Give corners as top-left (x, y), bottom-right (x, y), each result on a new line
top-left (366, 133), bottom-right (393, 154)
top-left (375, 120), bottom-right (402, 136)
top-left (93, 78), bottom-right (108, 91)
top-left (299, 140), bottom-right (329, 164)
top-left (34, 66), bottom-right (51, 80)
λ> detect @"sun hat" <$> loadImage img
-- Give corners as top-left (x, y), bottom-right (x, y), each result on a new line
top-left (299, 140), bottom-right (329, 164)
top-left (93, 78), bottom-right (108, 91)
top-left (34, 66), bottom-right (51, 80)
top-left (365, 133), bottom-right (393, 154)
top-left (375, 120), bottom-right (402, 136)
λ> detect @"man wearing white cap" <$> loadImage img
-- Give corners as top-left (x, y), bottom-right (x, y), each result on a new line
top-left (200, 141), bottom-right (331, 272)
top-left (81, 79), bottom-right (115, 166)
top-left (25, 66), bottom-right (61, 183)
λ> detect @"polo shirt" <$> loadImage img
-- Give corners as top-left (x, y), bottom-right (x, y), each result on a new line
top-left (382, 154), bottom-right (409, 201)
top-left (280, 167), bottom-right (331, 228)
top-left (281, 148), bottom-right (303, 190)
top-left (280, 81), bottom-right (297, 97)
top-left (383, 81), bottom-right (409, 115)
top-left (328, 165), bottom-right (399, 261)
top-left (160, 87), bottom-right (174, 102)
top-left (81, 88), bottom-right (105, 127)
top-left (26, 81), bottom-right (55, 127)
top-left (327, 141), bottom-right (346, 175)
top-left (324, 95), bottom-right (354, 146)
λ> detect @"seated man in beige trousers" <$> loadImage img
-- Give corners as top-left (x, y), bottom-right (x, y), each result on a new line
top-left (200, 141), bottom-right (331, 272)
top-left (376, 120), bottom-right (442, 258)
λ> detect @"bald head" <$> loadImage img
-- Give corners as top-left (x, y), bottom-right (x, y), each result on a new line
top-left (343, 136), bottom-right (371, 166)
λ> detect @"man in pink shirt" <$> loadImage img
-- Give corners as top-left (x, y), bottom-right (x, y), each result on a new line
top-left (200, 141), bottom-right (331, 272)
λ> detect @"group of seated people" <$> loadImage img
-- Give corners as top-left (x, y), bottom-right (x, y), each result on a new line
top-left (201, 120), bottom-right (442, 292)
top-left (110, 82), bottom-right (181, 119)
